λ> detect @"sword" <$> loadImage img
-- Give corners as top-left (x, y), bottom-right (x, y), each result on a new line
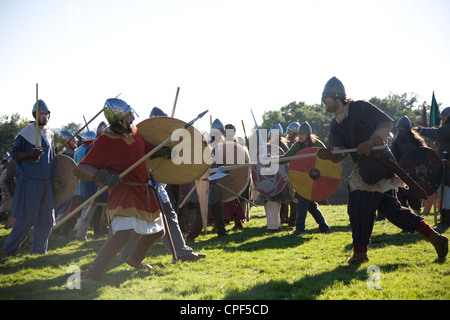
top-left (53, 110), bottom-right (209, 230)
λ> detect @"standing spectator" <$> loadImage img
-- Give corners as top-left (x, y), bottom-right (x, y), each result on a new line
top-left (3, 100), bottom-right (62, 256)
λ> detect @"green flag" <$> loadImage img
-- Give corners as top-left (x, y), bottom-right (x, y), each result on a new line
top-left (429, 91), bottom-right (440, 127)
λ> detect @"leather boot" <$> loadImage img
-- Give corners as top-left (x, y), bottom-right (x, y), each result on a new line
top-left (442, 209), bottom-right (450, 226)
top-left (438, 209), bottom-right (447, 226)
top-left (347, 252), bottom-right (369, 265)
top-left (427, 231), bottom-right (448, 260)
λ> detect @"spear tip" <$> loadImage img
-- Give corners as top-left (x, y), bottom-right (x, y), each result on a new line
top-left (198, 110), bottom-right (209, 118)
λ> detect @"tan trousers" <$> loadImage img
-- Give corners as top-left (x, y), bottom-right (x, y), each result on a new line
top-left (265, 201), bottom-right (281, 230)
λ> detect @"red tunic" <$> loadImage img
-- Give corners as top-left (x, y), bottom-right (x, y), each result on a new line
top-left (80, 131), bottom-right (160, 222)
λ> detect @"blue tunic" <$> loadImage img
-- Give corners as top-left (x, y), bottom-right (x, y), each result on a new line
top-left (11, 125), bottom-right (57, 226)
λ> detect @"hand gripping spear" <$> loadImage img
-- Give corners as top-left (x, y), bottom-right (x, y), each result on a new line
top-left (53, 109), bottom-right (209, 230)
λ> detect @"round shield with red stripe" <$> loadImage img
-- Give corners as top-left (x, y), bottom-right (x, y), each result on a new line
top-left (251, 144), bottom-right (289, 197)
top-left (288, 147), bottom-right (341, 201)
top-left (399, 146), bottom-right (443, 197)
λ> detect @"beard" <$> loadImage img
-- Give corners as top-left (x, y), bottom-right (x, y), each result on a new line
top-left (128, 123), bottom-right (137, 135)
top-left (110, 120), bottom-right (137, 135)
top-left (324, 99), bottom-right (339, 113)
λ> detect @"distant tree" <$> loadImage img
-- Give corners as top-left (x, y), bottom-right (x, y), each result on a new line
top-left (0, 113), bottom-right (29, 156)
top-left (61, 122), bottom-right (83, 134)
top-left (54, 122), bottom-right (84, 152)
top-left (261, 101), bottom-right (333, 143)
top-left (368, 93), bottom-right (423, 127)
top-left (261, 110), bottom-right (285, 129)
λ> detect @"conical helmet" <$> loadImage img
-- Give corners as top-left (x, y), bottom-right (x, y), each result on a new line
top-left (60, 130), bottom-right (73, 140)
top-left (32, 99), bottom-right (51, 118)
top-left (396, 116), bottom-right (411, 129)
top-left (149, 107), bottom-right (168, 118)
top-left (104, 98), bottom-right (134, 125)
top-left (211, 118), bottom-right (225, 133)
top-left (268, 123), bottom-right (283, 139)
top-left (441, 107), bottom-right (450, 116)
top-left (83, 131), bottom-right (96, 141)
top-left (97, 121), bottom-right (107, 136)
top-left (299, 122), bottom-right (312, 135)
top-left (284, 122), bottom-right (300, 135)
top-left (322, 76), bottom-right (346, 99)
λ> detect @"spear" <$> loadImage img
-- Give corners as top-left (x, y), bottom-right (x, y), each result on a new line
top-left (57, 107), bottom-right (105, 153)
top-left (35, 84), bottom-right (39, 148)
top-left (241, 120), bottom-right (249, 149)
top-left (58, 93), bottom-right (120, 150)
top-left (83, 115), bottom-right (90, 131)
top-left (171, 87), bottom-right (180, 118)
top-left (53, 109), bottom-right (209, 230)
top-left (207, 146), bottom-right (387, 177)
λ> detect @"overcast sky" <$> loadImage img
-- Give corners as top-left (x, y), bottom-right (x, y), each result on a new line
top-left (1, 0), bottom-right (449, 138)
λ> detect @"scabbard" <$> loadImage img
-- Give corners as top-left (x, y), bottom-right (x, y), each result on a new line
top-left (371, 150), bottom-right (428, 199)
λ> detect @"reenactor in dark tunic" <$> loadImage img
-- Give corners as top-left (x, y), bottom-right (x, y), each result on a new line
top-left (318, 76), bottom-right (448, 264)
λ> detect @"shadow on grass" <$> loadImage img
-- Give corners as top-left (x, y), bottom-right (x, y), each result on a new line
top-left (342, 228), bottom-right (433, 253)
top-left (189, 223), bottom-right (353, 253)
top-left (0, 263), bottom-right (154, 300)
top-left (223, 263), bottom-right (408, 300)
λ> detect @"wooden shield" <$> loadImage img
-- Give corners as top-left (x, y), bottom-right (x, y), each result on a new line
top-left (214, 141), bottom-right (250, 202)
top-left (288, 147), bottom-right (341, 201)
top-left (53, 154), bottom-right (79, 206)
top-left (251, 144), bottom-right (288, 197)
top-left (399, 147), bottom-right (444, 197)
top-left (137, 117), bottom-right (212, 185)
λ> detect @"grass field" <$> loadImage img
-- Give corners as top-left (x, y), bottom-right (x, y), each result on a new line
top-left (0, 205), bottom-right (449, 301)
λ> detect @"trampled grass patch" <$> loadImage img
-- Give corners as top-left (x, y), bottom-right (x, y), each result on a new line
top-left (0, 205), bottom-right (448, 300)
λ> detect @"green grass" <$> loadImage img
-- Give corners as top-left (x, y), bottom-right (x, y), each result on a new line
top-left (0, 205), bottom-right (449, 300)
